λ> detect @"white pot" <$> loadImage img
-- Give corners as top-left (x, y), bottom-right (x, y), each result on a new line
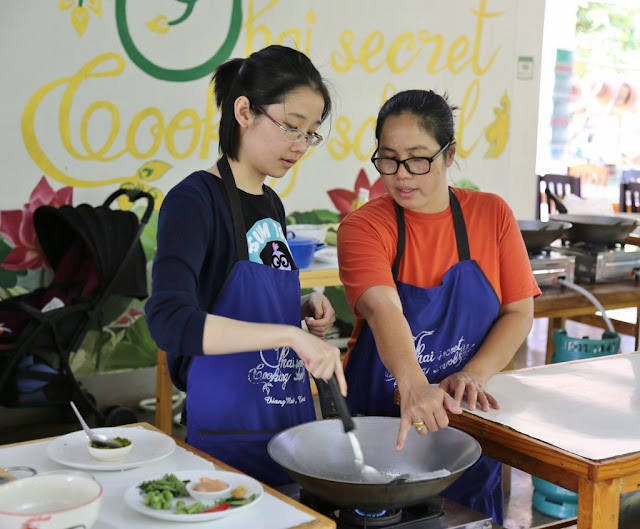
top-left (0, 471), bottom-right (102, 529)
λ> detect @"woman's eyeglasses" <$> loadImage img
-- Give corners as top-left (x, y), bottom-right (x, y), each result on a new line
top-left (253, 106), bottom-right (323, 147)
top-left (371, 141), bottom-right (451, 175)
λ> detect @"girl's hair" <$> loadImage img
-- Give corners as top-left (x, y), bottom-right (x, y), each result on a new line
top-left (212, 45), bottom-right (332, 159)
top-left (375, 90), bottom-right (458, 159)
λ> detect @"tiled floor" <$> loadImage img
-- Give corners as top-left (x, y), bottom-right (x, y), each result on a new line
top-left (1, 316), bottom-right (635, 528)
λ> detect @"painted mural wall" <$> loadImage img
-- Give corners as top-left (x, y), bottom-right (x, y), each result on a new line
top-left (0, 0), bottom-right (544, 376)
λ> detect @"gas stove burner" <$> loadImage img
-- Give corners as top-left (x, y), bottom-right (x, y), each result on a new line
top-left (551, 243), bottom-right (640, 283)
top-left (294, 489), bottom-right (491, 529)
top-left (339, 507), bottom-right (402, 527)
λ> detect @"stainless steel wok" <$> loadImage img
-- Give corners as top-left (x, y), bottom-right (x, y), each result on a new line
top-left (518, 219), bottom-right (573, 252)
top-left (268, 416), bottom-right (481, 509)
top-left (549, 213), bottom-right (639, 244)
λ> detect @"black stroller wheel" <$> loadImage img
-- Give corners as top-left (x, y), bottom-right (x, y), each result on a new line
top-left (102, 405), bottom-right (138, 427)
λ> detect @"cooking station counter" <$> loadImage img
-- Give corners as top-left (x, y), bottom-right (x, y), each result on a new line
top-left (534, 279), bottom-right (640, 362)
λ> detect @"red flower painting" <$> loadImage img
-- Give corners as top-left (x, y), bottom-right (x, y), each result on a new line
top-left (0, 177), bottom-right (73, 271)
top-left (327, 169), bottom-right (387, 219)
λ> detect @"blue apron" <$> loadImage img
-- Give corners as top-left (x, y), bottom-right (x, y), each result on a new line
top-left (185, 156), bottom-right (315, 487)
top-left (344, 189), bottom-right (504, 524)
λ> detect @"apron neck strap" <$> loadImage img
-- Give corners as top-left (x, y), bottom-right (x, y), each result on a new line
top-left (450, 188), bottom-right (471, 261)
top-left (393, 188), bottom-right (470, 281)
top-left (218, 155), bottom-right (249, 261)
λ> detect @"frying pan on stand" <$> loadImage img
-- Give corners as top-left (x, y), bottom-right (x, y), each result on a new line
top-left (518, 220), bottom-right (572, 253)
top-left (545, 188), bottom-right (639, 244)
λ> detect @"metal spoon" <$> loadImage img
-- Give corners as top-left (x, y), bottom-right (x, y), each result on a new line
top-left (388, 468), bottom-right (452, 485)
top-left (69, 401), bottom-right (120, 448)
top-left (326, 377), bottom-right (388, 484)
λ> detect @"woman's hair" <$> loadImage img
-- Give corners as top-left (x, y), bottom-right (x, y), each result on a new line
top-left (375, 90), bottom-right (458, 159)
top-left (212, 45), bottom-right (332, 159)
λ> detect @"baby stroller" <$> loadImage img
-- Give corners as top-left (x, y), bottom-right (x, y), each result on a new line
top-left (0, 189), bottom-right (154, 426)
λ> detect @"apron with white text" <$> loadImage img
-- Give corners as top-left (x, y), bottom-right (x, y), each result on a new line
top-left (186, 157), bottom-right (315, 487)
top-left (344, 189), bottom-right (504, 523)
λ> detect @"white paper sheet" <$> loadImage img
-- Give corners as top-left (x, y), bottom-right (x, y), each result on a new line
top-left (466, 353), bottom-right (640, 461)
top-left (0, 426), bottom-right (315, 529)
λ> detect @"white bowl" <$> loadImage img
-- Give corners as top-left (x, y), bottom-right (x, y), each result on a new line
top-left (0, 471), bottom-right (102, 529)
top-left (287, 224), bottom-right (328, 243)
top-left (87, 437), bottom-right (133, 462)
top-left (186, 477), bottom-right (232, 503)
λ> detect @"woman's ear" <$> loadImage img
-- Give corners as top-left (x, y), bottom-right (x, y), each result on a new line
top-left (234, 96), bottom-right (252, 129)
top-left (446, 142), bottom-right (456, 167)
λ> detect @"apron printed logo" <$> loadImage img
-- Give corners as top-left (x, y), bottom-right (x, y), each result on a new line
top-left (247, 348), bottom-right (306, 400)
top-left (383, 332), bottom-right (476, 385)
top-left (415, 330), bottom-right (436, 363)
top-left (433, 336), bottom-right (475, 373)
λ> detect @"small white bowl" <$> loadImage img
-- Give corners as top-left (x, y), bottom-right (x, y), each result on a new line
top-left (87, 438), bottom-right (133, 462)
top-left (186, 478), bottom-right (232, 503)
top-left (287, 224), bottom-right (328, 244)
top-left (0, 471), bottom-right (102, 529)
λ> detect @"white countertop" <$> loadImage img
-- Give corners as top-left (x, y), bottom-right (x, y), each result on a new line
top-left (466, 352), bottom-right (640, 461)
top-left (0, 427), bottom-right (315, 529)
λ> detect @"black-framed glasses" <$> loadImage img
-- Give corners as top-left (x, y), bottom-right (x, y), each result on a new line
top-left (371, 140), bottom-right (451, 175)
top-left (253, 106), bottom-right (323, 147)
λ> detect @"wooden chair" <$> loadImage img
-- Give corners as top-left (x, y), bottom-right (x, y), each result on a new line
top-left (619, 181), bottom-right (640, 213)
top-left (568, 162), bottom-right (609, 187)
top-left (155, 349), bottom-right (174, 435)
top-left (537, 173), bottom-right (581, 220)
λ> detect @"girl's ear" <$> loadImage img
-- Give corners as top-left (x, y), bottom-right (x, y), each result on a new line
top-left (234, 96), bottom-right (252, 129)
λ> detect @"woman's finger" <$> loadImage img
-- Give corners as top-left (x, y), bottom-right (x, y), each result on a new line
top-left (396, 414), bottom-right (412, 451)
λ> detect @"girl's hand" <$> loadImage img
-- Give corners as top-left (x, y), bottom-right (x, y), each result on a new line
top-left (291, 328), bottom-right (347, 396)
top-left (302, 292), bottom-right (336, 339)
top-left (439, 371), bottom-right (500, 412)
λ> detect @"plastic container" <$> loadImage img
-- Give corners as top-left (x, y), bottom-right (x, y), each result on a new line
top-left (551, 329), bottom-right (620, 363)
top-left (532, 476), bottom-right (578, 519)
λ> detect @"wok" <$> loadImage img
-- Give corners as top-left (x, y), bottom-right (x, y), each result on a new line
top-left (549, 214), bottom-right (639, 244)
top-left (267, 416), bottom-right (481, 509)
top-left (518, 220), bottom-right (572, 252)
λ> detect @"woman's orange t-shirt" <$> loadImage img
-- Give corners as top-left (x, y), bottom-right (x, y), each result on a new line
top-left (337, 187), bottom-right (541, 359)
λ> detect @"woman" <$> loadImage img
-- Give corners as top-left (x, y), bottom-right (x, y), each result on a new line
top-left (337, 89), bottom-right (540, 523)
top-left (146, 45), bottom-right (346, 487)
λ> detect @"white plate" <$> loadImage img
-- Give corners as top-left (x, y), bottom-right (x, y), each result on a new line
top-left (124, 470), bottom-right (263, 522)
top-left (313, 246), bottom-right (338, 264)
top-left (46, 427), bottom-right (176, 471)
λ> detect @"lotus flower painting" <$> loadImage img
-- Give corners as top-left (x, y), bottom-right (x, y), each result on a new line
top-left (327, 169), bottom-right (387, 219)
top-left (0, 177), bottom-right (73, 271)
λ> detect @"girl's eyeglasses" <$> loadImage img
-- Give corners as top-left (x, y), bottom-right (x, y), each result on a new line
top-left (371, 141), bottom-right (451, 175)
top-left (253, 106), bottom-right (323, 147)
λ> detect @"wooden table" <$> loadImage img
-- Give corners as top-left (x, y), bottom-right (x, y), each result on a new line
top-left (0, 422), bottom-right (335, 529)
top-left (448, 352), bottom-right (640, 529)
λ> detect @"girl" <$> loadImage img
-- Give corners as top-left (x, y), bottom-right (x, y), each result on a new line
top-left (146, 45), bottom-right (346, 486)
